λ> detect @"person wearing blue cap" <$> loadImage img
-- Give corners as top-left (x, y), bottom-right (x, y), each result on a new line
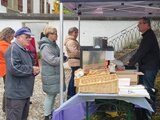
top-left (4, 27), bottom-right (40, 120)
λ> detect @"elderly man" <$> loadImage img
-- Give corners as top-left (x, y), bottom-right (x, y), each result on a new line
top-left (4, 27), bottom-right (40, 120)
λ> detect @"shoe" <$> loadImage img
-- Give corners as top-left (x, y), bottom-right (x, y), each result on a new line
top-left (44, 114), bottom-right (52, 120)
top-left (67, 96), bottom-right (71, 100)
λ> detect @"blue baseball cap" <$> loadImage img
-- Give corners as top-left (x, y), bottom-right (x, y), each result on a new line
top-left (15, 27), bottom-right (33, 37)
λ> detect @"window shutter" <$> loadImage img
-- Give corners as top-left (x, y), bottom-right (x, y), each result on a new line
top-left (42, 0), bottom-right (44, 13)
top-left (47, 2), bottom-right (50, 14)
top-left (27, 0), bottom-right (32, 13)
top-left (1, 0), bottom-right (8, 7)
top-left (40, 0), bottom-right (44, 13)
top-left (18, 0), bottom-right (22, 11)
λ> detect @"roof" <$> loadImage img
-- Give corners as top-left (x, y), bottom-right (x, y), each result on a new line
top-left (60, 0), bottom-right (160, 18)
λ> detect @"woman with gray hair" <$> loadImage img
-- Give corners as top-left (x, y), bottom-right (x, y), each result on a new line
top-left (0, 27), bottom-right (15, 112)
top-left (39, 26), bottom-right (66, 120)
top-left (64, 27), bottom-right (80, 99)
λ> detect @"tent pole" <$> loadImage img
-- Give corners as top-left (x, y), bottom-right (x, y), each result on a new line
top-left (60, 2), bottom-right (64, 105)
top-left (78, 15), bottom-right (80, 43)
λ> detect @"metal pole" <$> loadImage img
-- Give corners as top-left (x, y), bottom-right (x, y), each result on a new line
top-left (60, 2), bottom-right (64, 105)
top-left (86, 102), bottom-right (89, 120)
top-left (78, 16), bottom-right (80, 43)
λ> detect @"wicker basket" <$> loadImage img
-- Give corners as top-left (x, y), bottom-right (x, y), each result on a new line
top-left (74, 69), bottom-right (110, 86)
top-left (76, 74), bottom-right (118, 94)
top-left (83, 63), bottom-right (105, 70)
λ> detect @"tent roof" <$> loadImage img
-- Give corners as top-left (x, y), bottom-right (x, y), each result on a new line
top-left (60, 0), bottom-right (160, 18)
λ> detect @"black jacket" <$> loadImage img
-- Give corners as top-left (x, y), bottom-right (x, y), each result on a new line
top-left (129, 28), bottom-right (160, 70)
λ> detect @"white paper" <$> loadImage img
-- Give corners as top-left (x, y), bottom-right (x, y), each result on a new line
top-left (105, 51), bottom-right (115, 60)
top-left (119, 85), bottom-right (150, 99)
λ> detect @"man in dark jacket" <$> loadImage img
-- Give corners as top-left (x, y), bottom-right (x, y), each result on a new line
top-left (4, 27), bottom-right (40, 120)
top-left (128, 17), bottom-right (159, 120)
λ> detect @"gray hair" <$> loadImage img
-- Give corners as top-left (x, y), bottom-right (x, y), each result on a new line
top-left (68, 27), bottom-right (78, 35)
top-left (0, 27), bottom-right (15, 41)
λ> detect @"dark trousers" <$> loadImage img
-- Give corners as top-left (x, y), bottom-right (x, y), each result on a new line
top-left (139, 69), bottom-right (158, 111)
top-left (5, 98), bottom-right (30, 120)
top-left (135, 107), bottom-right (152, 120)
top-left (67, 66), bottom-right (80, 99)
top-left (139, 69), bottom-right (158, 89)
top-left (135, 68), bottom-right (158, 120)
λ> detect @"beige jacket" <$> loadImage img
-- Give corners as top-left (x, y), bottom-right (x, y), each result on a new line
top-left (64, 35), bottom-right (80, 67)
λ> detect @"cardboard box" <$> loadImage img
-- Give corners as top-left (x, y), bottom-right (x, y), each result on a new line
top-left (116, 70), bottom-right (143, 85)
top-left (118, 78), bottom-right (130, 86)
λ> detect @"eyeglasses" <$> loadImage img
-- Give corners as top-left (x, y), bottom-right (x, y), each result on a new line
top-left (50, 33), bottom-right (57, 35)
top-left (20, 35), bottom-right (32, 41)
top-left (138, 22), bottom-right (146, 25)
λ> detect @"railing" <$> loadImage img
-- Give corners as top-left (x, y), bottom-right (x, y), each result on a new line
top-left (152, 20), bottom-right (160, 31)
top-left (108, 20), bottom-right (160, 52)
top-left (108, 23), bottom-right (140, 51)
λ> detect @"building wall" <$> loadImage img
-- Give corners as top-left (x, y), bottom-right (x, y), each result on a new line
top-left (0, 19), bottom-right (136, 48)
top-left (0, 0), bottom-right (7, 12)
top-left (0, 19), bottom-right (136, 68)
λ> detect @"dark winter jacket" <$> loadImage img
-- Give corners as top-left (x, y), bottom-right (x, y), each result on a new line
top-left (39, 37), bottom-right (66, 95)
top-left (4, 41), bottom-right (35, 99)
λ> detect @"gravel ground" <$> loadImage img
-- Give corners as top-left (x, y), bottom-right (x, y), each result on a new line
top-left (0, 69), bottom-right (71, 120)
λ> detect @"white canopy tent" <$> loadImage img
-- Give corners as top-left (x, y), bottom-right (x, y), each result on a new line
top-left (59, 0), bottom-right (160, 105)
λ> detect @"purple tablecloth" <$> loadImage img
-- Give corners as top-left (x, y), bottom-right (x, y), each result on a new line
top-left (52, 102), bottom-right (95, 120)
top-left (52, 93), bottom-right (153, 120)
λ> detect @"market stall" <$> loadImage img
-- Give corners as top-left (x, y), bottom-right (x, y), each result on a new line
top-left (59, 0), bottom-right (160, 104)
top-left (57, 0), bottom-right (160, 119)
top-left (52, 93), bottom-right (152, 120)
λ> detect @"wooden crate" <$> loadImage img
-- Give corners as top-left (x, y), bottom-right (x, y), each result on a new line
top-left (76, 74), bottom-right (118, 94)
top-left (116, 70), bottom-right (143, 85)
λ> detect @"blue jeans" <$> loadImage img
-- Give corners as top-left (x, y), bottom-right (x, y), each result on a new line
top-left (139, 69), bottom-right (158, 89)
top-left (67, 66), bottom-right (80, 98)
top-left (139, 68), bottom-right (158, 112)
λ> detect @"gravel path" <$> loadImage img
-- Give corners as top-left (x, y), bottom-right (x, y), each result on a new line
top-left (0, 69), bottom-right (71, 120)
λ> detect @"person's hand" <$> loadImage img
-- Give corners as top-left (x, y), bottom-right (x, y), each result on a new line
top-left (33, 66), bottom-right (40, 75)
top-left (126, 61), bottom-right (129, 65)
top-left (124, 65), bottom-right (136, 70)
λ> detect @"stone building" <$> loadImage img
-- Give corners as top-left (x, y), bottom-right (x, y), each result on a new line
top-left (0, 0), bottom-right (55, 14)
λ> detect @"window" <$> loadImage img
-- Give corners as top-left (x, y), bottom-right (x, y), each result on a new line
top-left (1, 0), bottom-right (8, 7)
top-left (27, 0), bottom-right (33, 13)
top-left (1, 0), bottom-right (22, 13)
top-left (18, 0), bottom-right (22, 11)
top-left (47, 2), bottom-right (50, 14)
top-left (7, 0), bottom-right (18, 12)
top-left (40, 0), bottom-right (44, 13)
